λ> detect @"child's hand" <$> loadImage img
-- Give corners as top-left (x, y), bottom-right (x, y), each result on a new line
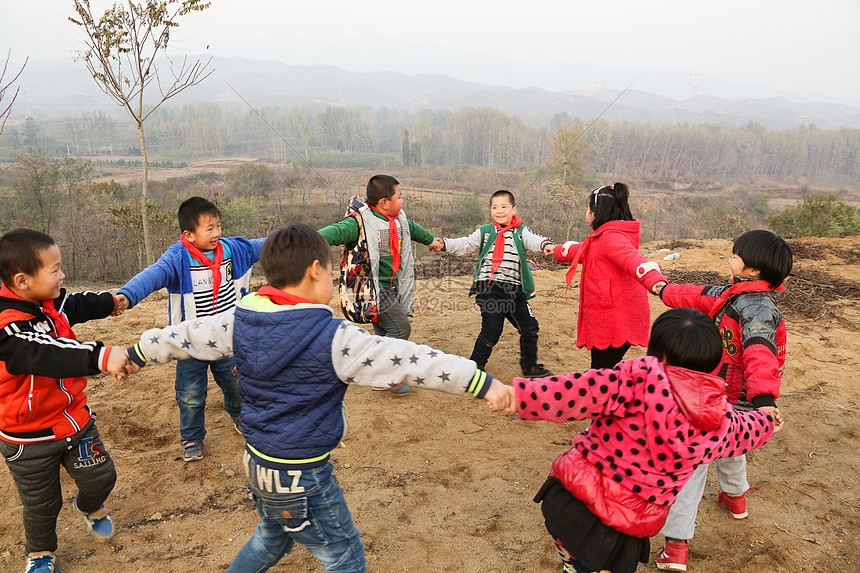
top-left (542, 243), bottom-right (555, 256)
top-left (651, 281), bottom-right (667, 295)
top-left (484, 380), bottom-right (517, 415)
top-left (111, 294), bottom-right (130, 316)
top-left (759, 406), bottom-right (784, 433)
top-left (428, 237), bottom-right (444, 252)
top-left (105, 347), bottom-right (133, 381)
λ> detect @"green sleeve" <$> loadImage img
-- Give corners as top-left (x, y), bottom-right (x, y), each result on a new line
top-left (318, 217), bottom-right (360, 246)
top-left (408, 220), bottom-right (436, 245)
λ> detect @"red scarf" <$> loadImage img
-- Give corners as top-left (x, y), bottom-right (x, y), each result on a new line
top-left (563, 232), bottom-right (596, 298)
top-left (257, 285), bottom-right (317, 306)
top-left (490, 215), bottom-right (523, 281)
top-left (369, 205), bottom-right (400, 285)
top-left (181, 235), bottom-right (224, 312)
top-left (708, 279), bottom-right (785, 317)
top-left (0, 284), bottom-right (74, 339)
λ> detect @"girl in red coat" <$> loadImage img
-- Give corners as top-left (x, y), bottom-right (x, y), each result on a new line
top-left (508, 308), bottom-right (782, 573)
top-left (547, 183), bottom-right (667, 368)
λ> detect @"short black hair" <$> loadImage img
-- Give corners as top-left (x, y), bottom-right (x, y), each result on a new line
top-left (587, 182), bottom-right (633, 230)
top-left (366, 174), bottom-right (400, 207)
top-left (491, 189), bottom-right (516, 206)
top-left (647, 308), bottom-right (722, 373)
top-left (0, 228), bottom-right (56, 285)
top-left (261, 224), bottom-right (332, 288)
top-left (732, 230), bottom-right (793, 289)
top-left (178, 197), bottom-right (221, 233)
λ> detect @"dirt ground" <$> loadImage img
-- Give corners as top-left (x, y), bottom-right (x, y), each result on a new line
top-left (1, 236), bottom-right (858, 572)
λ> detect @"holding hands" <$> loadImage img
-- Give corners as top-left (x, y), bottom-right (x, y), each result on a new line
top-left (542, 243), bottom-right (555, 256)
top-left (111, 294), bottom-right (130, 316)
top-left (651, 281), bottom-right (667, 295)
top-left (105, 346), bottom-right (139, 381)
top-left (428, 237), bottom-right (445, 252)
top-left (759, 405), bottom-right (784, 433)
top-left (483, 380), bottom-right (517, 415)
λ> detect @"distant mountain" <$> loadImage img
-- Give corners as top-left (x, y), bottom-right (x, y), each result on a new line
top-left (10, 57), bottom-right (860, 130)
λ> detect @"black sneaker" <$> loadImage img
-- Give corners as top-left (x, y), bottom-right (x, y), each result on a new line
top-left (181, 440), bottom-right (203, 462)
top-left (521, 364), bottom-right (552, 378)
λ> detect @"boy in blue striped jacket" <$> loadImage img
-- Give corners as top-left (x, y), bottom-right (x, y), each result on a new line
top-left (116, 197), bottom-right (264, 462)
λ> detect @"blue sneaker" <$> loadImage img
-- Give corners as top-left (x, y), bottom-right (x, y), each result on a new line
top-left (73, 497), bottom-right (114, 541)
top-left (25, 552), bottom-right (61, 572)
top-left (181, 440), bottom-right (204, 462)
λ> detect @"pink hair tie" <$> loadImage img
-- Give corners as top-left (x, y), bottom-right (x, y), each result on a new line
top-left (610, 184), bottom-right (615, 190)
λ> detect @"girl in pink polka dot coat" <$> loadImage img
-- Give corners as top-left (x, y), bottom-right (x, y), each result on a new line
top-left (511, 308), bottom-right (781, 573)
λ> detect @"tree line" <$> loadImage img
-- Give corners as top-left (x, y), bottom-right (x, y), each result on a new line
top-left (3, 105), bottom-right (860, 185)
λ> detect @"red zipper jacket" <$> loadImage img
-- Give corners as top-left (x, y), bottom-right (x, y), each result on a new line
top-left (0, 286), bottom-right (115, 444)
top-left (553, 220), bottom-right (667, 350)
top-left (659, 276), bottom-right (785, 408)
top-left (514, 356), bottom-right (775, 537)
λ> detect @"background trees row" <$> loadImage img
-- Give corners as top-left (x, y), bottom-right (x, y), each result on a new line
top-left (3, 105), bottom-right (860, 184)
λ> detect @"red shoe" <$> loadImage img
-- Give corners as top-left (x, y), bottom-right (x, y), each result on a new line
top-left (656, 539), bottom-right (688, 571)
top-left (718, 490), bottom-right (748, 519)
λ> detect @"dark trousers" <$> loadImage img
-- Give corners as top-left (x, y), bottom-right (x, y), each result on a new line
top-left (470, 282), bottom-right (540, 369)
top-left (590, 343), bottom-right (631, 370)
top-left (0, 419), bottom-right (117, 553)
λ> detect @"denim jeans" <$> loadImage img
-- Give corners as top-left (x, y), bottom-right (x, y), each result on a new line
top-left (227, 456), bottom-right (365, 572)
top-left (175, 356), bottom-right (242, 443)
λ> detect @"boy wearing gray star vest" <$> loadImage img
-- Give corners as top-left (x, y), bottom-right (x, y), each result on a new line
top-left (126, 224), bottom-right (512, 572)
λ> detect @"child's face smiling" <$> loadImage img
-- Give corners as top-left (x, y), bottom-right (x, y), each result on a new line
top-left (378, 185), bottom-right (403, 217)
top-left (22, 245), bottom-right (65, 302)
top-left (490, 196), bottom-right (517, 227)
top-left (184, 214), bottom-right (222, 251)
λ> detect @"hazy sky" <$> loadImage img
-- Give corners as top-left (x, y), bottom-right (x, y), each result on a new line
top-left (3, 0), bottom-right (858, 104)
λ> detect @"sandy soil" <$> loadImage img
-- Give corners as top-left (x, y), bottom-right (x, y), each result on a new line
top-left (1, 237), bottom-right (858, 572)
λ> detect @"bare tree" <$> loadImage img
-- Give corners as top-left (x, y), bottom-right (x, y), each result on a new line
top-left (0, 51), bottom-right (27, 174)
top-left (70, 0), bottom-right (213, 265)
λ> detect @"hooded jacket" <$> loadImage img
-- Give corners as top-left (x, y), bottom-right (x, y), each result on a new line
top-left (0, 286), bottom-right (115, 444)
top-left (660, 277), bottom-right (785, 408)
top-left (553, 220), bottom-right (666, 350)
top-left (514, 356), bottom-right (774, 537)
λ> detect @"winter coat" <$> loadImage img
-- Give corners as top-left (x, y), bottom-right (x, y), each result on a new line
top-left (129, 290), bottom-right (494, 470)
top-left (0, 286), bottom-right (115, 444)
top-left (553, 220), bottom-right (666, 349)
top-left (660, 277), bottom-right (785, 408)
top-left (117, 236), bottom-right (264, 325)
top-left (514, 356), bottom-right (775, 537)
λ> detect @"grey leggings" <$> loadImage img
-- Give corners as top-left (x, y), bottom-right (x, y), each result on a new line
top-left (1, 419), bottom-right (117, 553)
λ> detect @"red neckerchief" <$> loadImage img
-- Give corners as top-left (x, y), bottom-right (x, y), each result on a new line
top-left (708, 279), bottom-right (786, 317)
top-left (256, 285), bottom-right (318, 306)
top-left (0, 283), bottom-right (75, 339)
top-left (369, 205), bottom-right (400, 285)
top-left (563, 232), bottom-right (596, 298)
top-left (180, 235), bottom-right (224, 312)
top-left (489, 215), bottom-right (523, 282)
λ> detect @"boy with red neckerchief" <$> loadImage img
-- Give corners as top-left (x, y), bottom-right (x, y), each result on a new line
top-left (116, 197), bottom-right (264, 462)
top-left (0, 229), bottom-right (133, 573)
top-left (650, 229), bottom-right (793, 572)
top-left (438, 189), bottom-right (554, 377)
top-left (319, 175), bottom-right (443, 394)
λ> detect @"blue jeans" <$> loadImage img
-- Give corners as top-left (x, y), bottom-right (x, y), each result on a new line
top-left (227, 457), bottom-right (365, 572)
top-left (175, 357), bottom-right (242, 443)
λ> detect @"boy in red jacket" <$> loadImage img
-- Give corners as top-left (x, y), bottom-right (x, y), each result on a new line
top-left (497, 308), bottom-right (782, 573)
top-left (650, 229), bottom-right (793, 571)
top-left (0, 229), bottom-right (132, 573)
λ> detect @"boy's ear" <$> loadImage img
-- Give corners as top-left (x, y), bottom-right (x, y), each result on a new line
top-left (748, 267), bottom-right (761, 277)
top-left (181, 229), bottom-right (194, 240)
top-left (309, 259), bottom-right (323, 281)
top-left (11, 272), bottom-right (28, 291)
